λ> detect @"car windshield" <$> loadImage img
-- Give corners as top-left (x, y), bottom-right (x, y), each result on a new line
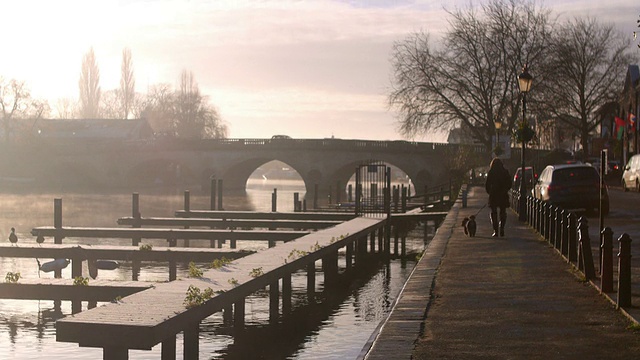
top-left (552, 167), bottom-right (598, 183)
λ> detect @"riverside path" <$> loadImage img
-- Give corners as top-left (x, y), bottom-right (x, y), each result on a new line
top-left (364, 185), bottom-right (640, 359)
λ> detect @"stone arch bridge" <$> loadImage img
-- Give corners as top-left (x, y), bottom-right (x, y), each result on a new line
top-left (2, 138), bottom-right (492, 197)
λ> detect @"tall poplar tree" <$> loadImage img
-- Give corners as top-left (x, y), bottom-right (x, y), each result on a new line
top-left (78, 47), bottom-right (101, 119)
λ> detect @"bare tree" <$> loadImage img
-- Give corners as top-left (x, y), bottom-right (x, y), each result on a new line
top-left (78, 47), bottom-right (101, 119)
top-left (388, 0), bottom-right (552, 151)
top-left (100, 89), bottom-right (121, 119)
top-left (120, 47), bottom-right (135, 119)
top-left (540, 17), bottom-right (634, 157)
top-left (174, 70), bottom-right (227, 139)
top-left (140, 83), bottom-right (175, 135)
top-left (55, 98), bottom-right (78, 119)
top-left (0, 78), bottom-right (50, 141)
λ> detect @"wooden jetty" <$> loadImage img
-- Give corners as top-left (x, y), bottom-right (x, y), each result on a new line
top-left (174, 209), bottom-right (357, 221)
top-left (0, 243), bottom-right (252, 263)
top-left (30, 227), bottom-right (308, 243)
top-left (55, 217), bottom-right (389, 359)
top-left (117, 216), bottom-right (342, 230)
top-left (0, 278), bottom-right (152, 302)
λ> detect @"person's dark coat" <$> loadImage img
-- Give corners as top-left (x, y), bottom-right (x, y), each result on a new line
top-left (485, 165), bottom-right (512, 208)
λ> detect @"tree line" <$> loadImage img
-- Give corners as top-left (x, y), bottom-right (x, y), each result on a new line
top-left (389, 0), bottom-right (637, 157)
top-left (1, 47), bottom-right (228, 142)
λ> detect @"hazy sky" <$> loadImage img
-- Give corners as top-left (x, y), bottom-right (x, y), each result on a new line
top-left (0, 0), bottom-right (637, 141)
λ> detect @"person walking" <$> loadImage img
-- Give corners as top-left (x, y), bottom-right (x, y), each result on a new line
top-left (485, 158), bottom-right (512, 237)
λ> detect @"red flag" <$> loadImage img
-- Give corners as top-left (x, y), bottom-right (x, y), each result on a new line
top-left (615, 116), bottom-right (626, 140)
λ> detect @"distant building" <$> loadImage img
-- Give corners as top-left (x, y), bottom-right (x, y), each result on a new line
top-left (32, 118), bottom-right (154, 141)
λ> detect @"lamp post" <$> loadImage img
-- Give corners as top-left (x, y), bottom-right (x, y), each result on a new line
top-left (518, 64), bottom-right (533, 222)
top-left (494, 118), bottom-right (502, 156)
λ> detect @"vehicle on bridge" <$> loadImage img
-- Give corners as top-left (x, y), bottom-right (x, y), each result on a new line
top-left (533, 164), bottom-right (609, 216)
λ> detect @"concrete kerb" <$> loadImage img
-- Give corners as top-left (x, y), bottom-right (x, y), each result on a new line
top-left (358, 185), bottom-right (463, 360)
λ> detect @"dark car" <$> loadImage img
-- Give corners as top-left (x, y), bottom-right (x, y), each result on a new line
top-left (533, 164), bottom-right (609, 215)
top-left (512, 166), bottom-right (536, 191)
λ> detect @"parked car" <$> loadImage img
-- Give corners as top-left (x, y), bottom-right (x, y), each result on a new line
top-left (622, 154), bottom-right (640, 192)
top-left (512, 166), bottom-right (536, 191)
top-left (533, 163), bottom-right (609, 215)
top-left (588, 159), bottom-right (622, 181)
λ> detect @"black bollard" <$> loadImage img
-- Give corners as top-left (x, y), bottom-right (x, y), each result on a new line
top-left (617, 233), bottom-right (632, 308)
top-left (568, 213), bottom-right (578, 264)
top-left (600, 227), bottom-right (613, 293)
top-left (577, 217), bottom-right (596, 280)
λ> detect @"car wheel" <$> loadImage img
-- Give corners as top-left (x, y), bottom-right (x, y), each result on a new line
top-left (623, 180), bottom-right (629, 192)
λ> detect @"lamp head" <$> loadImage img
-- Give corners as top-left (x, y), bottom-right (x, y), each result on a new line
top-left (518, 64), bottom-right (533, 93)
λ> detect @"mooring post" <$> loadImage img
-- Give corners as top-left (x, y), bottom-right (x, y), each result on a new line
top-left (348, 184), bottom-right (353, 202)
top-left (293, 192), bottom-right (299, 212)
top-left (600, 227), bottom-right (613, 293)
top-left (617, 233), bottom-right (632, 308)
top-left (222, 305), bottom-right (233, 325)
top-left (423, 185), bottom-right (428, 208)
top-left (210, 177), bottom-right (217, 210)
top-left (378, 227), bottom-right (384, 254)
top-left (183, 190), bottom-right (190, 247)
top-left (369, 232), bottom-right (375, 253)
top-left (54, 198), bottom-right (63, 278)
top-left (336, 181), bottom-right (341, 204)
top-left (393, 226), bottom-right (399, 256)
top-left (346, 242), bottom-right (353, 270)
top-left (401, 186), bottom-right (407, 213)
top-left (314, 184), bottom-right (319, 209)
top-left (161, 335), bottom-right (177, 360)
top-left (577, 217), bottom-right (596, 280)
top-left (217, 179), bottom-right (223, 210)
top-left (272, 188), bottom-right (277, 212)
top-left (269, 279), bottom-right (280, 322)
top-left (168, 235), bottom-right (177, 281)
top-left (282, 273), bottom-right (292, 315)
top-left (307, 262), bottom-right (316, 303)
top-left (234, 299), bottom-right (245, 335)
top-left (183, 322), bottom-right (200, 360)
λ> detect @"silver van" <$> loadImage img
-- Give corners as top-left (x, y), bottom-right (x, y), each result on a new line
top-left (622, 154), bottom-right (640, 191)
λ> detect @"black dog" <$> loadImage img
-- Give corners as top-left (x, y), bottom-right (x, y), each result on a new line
top-left (462, 215), bottom-right (477, 237)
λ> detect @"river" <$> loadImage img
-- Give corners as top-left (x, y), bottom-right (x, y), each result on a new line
top-left (0, 178), bottom-right (431, 359)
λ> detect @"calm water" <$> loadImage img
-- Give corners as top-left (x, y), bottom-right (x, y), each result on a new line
top-left (0, 179), bottom-right (429, 359)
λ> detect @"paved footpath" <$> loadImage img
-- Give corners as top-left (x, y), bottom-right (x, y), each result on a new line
top-left (364, 185), bottom-right (640, 359)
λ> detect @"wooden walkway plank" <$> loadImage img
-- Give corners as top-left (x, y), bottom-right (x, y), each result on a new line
top-left (117, 217), bottom-right (342, 230)
top-left (30, 227), bottom-right (308, 241)
top-left (56, 217), bottom-right (385, 350)
top-left (174, 210), bottom-right (357, 221)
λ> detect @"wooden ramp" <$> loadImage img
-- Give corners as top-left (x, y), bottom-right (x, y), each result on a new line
top-left (56, 217), bottom-right (385, 352)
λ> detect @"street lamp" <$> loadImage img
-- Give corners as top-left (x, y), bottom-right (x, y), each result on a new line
top-left (494, 118), bottom-right (503, 156)
top-left (518, 64), bottom-right (533, 221)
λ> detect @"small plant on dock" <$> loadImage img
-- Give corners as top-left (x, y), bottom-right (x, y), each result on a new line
top-left (111, 296), bottom-right (123, 304)
top-left (73, 277), bottom-right (89, 286)
top-left (139, 243), bottom-right (153, 251)
top-left (249, 267), bottom-right (264, 278)
top-left (5, 272), bottom-right (20, 284)
top-left (228, 278), bottom-right (239, 287)
top-left (287, 249), bottom-right (308, 262)
top-left (188, 262), bottom-right (203, 278)
top-left (210, 257), bottom-right (233, 269)
top-left (183, 285), bottom-right (214, 308)
top-left (310, 242), bottom-right (321, 252)
top-left (629, 323), bottom-right (640, 332)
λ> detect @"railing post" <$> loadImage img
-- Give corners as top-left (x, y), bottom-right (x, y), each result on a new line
top-left (554, 208), bottom-right (562, 250)
top-left (560, 210), bottom-right (567, 257)
top-left (600, 227), bottom-right (613, 293)
top-left (568, 213), bottom-right (577, 264)
top-left (617, 233), bottom-right (632, 308)
top-left (549, 205), bottom-right (556, 246)
top-left (577, 217), bottom-right (596, 280)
